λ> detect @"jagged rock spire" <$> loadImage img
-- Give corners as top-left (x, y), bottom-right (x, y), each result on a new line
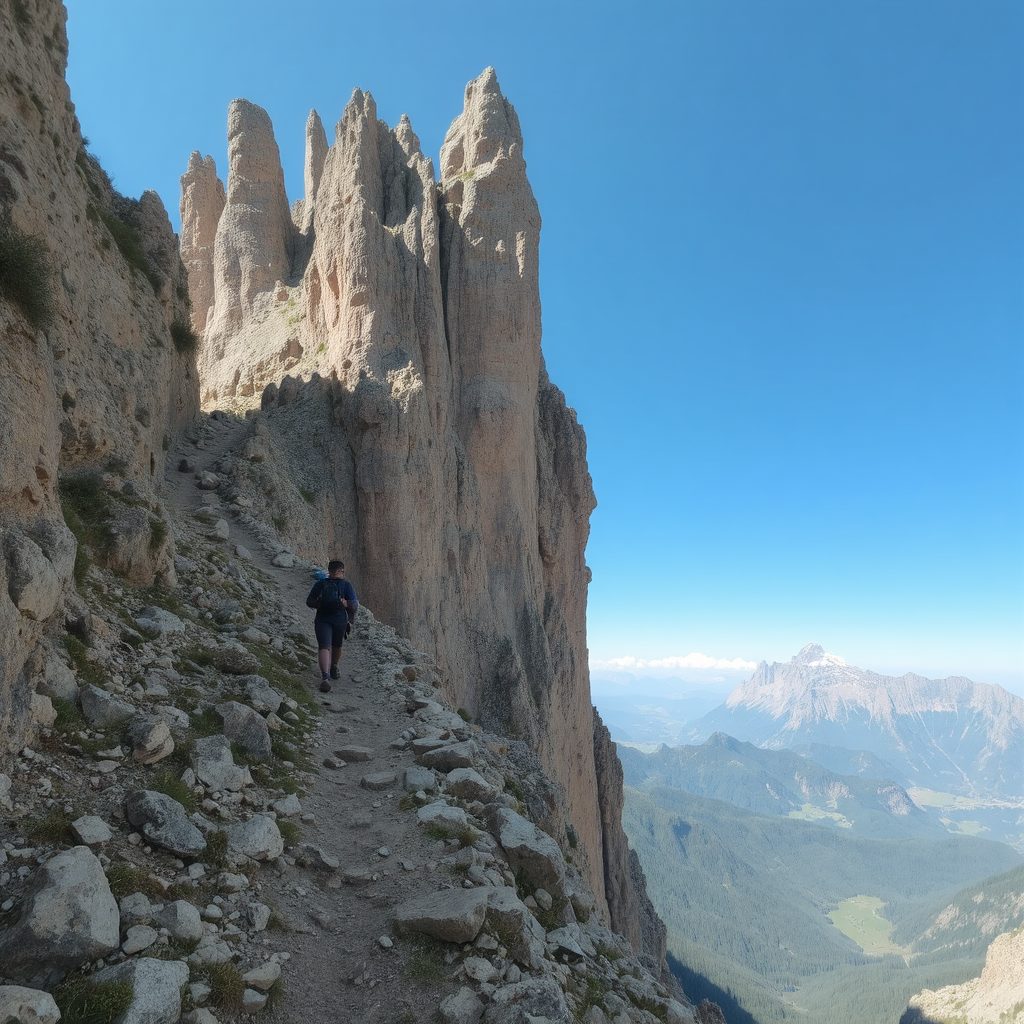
top-left (179, 152), bottom-right (225, 333)
top-left (206, 99), bottom-right (295, 344)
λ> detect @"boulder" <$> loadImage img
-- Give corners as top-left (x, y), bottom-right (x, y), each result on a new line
top-left (125, 790), bottom-right (207, 858)
top-left (417, 802), bottom-right (468, 827)
top-left (484, 887), bottom-right (545, 969)
top-left (241, 675), bottom-right (283, 715)
top-left (446, 767), bottom-right (497, 803)
top-left (129, 718), bottom-right (174, 764)
top-left (215, 701), bottom-right (272, 760)
top-left (4, 530), bottom-right (64, 622)
top-left (418, 741), bottom-right (479, 772)
top-left (135, 606), bottom-right (185, 636)
top-left (0, 986), bottom-right (61, 1024)
top-left (79, 684), bottom-right (133, 727)
top-left (482, 977), bottom-right (570, 1024)
top-left (192, 734), bottom-right (252, 792)
top-left (71, 814), bottom-right (113, 846)
top-left (403, 766), bottom-right (437, 793)
top-left (394, 887), bottom-right (490, 944)
top-left (227, 815), bottom-right (283, 862)
top-left (37, 655), bottom-right (78, 705)
top-left (118, 892), bottom-right (155, 928)
top-left (440, 987), bottom-right (484, 1024)
top-left (91, 957), bottom-right (189, 1024)
top-left (491, 808), bottom-right (565, 897)
top-left (0, 846), bottom-right (119, 986)
top-left (153, 900), bottom-right (204, 943)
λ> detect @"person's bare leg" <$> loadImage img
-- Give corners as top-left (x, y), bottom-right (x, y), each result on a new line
top-left (318, 648), bottom-right (331, 675)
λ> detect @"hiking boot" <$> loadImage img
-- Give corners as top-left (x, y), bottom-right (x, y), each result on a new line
top-left (329, 666), bottom-right (341, 680)
top-left (320, 679), bottom-right (332, 693)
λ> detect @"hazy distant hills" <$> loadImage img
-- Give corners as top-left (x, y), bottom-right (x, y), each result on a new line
top-left (619, 733), bottom-right (946, 840)
top-left (623, 784), bottom-right (1023, 1024)
top-left (687, 643), bottom-right (1024, 800)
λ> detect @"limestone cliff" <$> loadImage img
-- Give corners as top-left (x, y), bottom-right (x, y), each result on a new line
top-left (0, 0), bottom-right (198, 755)
top-left (906, 927), bottom-right (1024, 1023)
top-left (179, 70), bottom-right (660, 952)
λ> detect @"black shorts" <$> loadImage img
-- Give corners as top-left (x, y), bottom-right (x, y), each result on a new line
top-left (314, 614), bottom-right (347, 649)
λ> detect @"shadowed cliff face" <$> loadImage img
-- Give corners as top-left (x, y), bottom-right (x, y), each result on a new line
top-left (0, 0), bottom-right (198, 755)
top-left (179, 69), bottom-right (662, 946)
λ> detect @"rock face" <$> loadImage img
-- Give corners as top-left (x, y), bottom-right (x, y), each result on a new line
top-left (0, 0), bottom-right (198, 757)
top-left (176, 68), bottom-right (657, 944)
top-left (906, 927), bottom-right (1024, 1024)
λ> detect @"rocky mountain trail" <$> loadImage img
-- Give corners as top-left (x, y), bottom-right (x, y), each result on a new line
top-left (0, 413), bottom-right (700, 1024)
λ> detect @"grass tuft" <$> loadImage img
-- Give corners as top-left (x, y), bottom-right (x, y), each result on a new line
top-left (277, 820), bottom-right (301, 847)
top-left (25, 804), bottom-right (78, 846)
top-left (60, 474), bottom-right (115, 582)
top-left (0, 215), bottom-right (54, 329)
top-left (99, 210), bottom-right (160, 293)
top-left (53, 974), bottom-right (134, 1024)
top-left (422, 819), bottom-right (479, 848)
top-left (403, 934), bottom-right (449, 985)
top-left (195, 962), bottom-right (246, 1013)
top-left (62, 633), bottom-right (105, 687)
top-left (150, 768), bottom-right (196, 814)
top-left (105, 862), bottom-right (167, 900)
top-left (170, 320), bottom-right (197, 354)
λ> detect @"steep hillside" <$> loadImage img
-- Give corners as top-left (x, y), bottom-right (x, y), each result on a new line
top-left (0, 0), bottom-right (198, 756)
top-left (690, 643), bottom-right (1024, 804)
top-left (623, 784), bottom-right (1022, 1024)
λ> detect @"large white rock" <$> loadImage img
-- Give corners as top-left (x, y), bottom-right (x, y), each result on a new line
top-left (394, 887), bottom-right (490, 944)
top-left (227, 815), bottom-right (283, 862)
top-left (215, 701), bottom-right (272, 760)
top-left (0, 846), bottom-right (119, 985)
top-left (91, 957), bottom-right (189, 1024)
top-left (192, 734), bottom-right (252, 792)
top-left (154, 899), bottom-right (204, 943)
top-left (0, 986), bottom-right (61, 1024)
top-left (492, 807), bottom-right (565, 897)
top-left (125, 790), bottom-right (207, 858)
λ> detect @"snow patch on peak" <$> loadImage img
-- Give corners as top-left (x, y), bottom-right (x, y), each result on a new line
top-left (792, 643), bottom-right (847, 668)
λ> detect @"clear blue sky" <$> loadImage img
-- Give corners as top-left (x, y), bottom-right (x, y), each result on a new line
top-left (64, 1), bottom-right (1024, 693)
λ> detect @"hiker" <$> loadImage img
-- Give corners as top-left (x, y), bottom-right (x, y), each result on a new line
top-left (306, 559), bottom-right (358, 693)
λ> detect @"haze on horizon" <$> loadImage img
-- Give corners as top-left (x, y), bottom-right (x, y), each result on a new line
top-left (64, 0), bottom-right (1024, 691)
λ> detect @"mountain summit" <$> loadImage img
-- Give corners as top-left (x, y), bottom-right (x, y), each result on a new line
top-left (692, 646), bottom-right (1024, 802)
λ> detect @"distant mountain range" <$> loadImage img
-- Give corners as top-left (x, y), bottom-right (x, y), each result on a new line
top-left (686, 643), bottom-right (1024, 802)
top-left (619, 733), bottom-right (947, 840)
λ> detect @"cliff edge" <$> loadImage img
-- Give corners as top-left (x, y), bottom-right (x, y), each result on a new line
top-left (178, 70), bottom-right (662, 953)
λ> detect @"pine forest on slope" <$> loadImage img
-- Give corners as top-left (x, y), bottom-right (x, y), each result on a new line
top-left (610, 645), bottom-right (1024, 1024)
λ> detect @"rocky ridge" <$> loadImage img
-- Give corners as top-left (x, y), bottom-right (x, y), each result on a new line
top-left (176, 65), bottom-right (650, 946)
top-left (690, 643), bottom-right (1024, 801)
top-left (0, 415), bottom-right (711, 1024)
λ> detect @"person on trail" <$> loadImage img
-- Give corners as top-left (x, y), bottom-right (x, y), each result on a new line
top-left (306, 559), bottom-right (358, 693)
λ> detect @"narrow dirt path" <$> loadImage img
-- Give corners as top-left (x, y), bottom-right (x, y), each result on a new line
top-left (164, 415), bottom-right (466, 1023)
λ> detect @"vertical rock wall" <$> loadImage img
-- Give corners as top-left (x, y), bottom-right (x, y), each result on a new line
top-left (179, 68), bottom-right (660, 947)
top-left (0, 0), bottom-right (199, 755)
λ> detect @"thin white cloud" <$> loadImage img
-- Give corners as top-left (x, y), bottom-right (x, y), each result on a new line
top-left (592, 653), bottom-right (757, 672)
